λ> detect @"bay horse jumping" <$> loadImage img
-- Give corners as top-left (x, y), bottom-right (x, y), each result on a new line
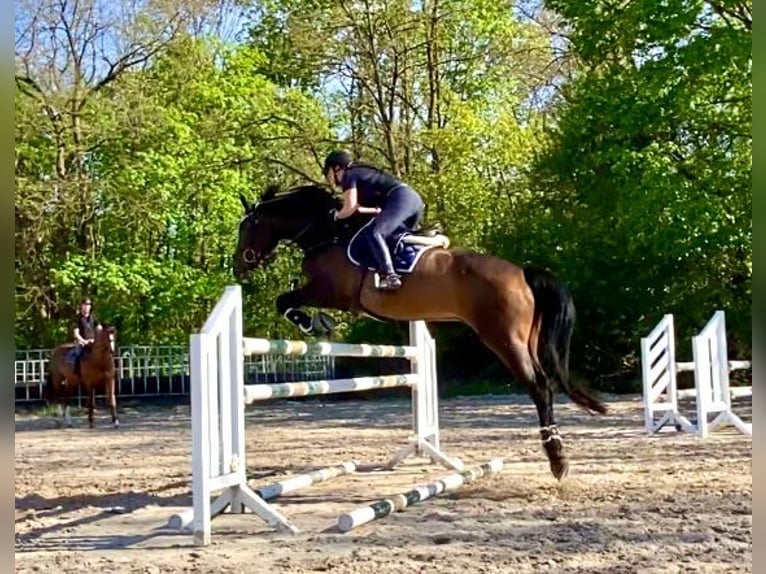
top-left (232, 184), bottom-right (607, 480)
top-left (44, 325), bottom-right (120, 429)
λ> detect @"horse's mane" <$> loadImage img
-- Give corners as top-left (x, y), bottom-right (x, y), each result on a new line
top-left (256, 184), bottom-right (340, 218)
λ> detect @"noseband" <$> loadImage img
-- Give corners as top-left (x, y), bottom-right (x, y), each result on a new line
top-left (242, 248), bottom-right (259, 263)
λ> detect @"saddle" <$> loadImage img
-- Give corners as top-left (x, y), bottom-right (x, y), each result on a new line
top-left (346, 223), bottom-right (450, 275)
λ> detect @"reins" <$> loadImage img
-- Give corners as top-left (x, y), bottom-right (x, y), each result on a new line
top-left (247, 186), bottom-right (340, 253)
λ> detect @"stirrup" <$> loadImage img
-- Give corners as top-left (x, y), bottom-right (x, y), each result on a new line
top-left (375, 272), bottom-right (402, 290)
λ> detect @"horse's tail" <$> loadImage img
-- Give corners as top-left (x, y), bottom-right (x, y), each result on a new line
top-left (523, 266), bottom-right (607, 415)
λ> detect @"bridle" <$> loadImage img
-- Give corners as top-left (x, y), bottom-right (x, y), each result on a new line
top-left (285, 218), bottom-right (319, 248)
top-left (240, 196), bottom-right (330, 265)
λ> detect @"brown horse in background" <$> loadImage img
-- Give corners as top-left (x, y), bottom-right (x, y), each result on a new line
top-left (45, 325), bottom-right (120, 429)
top-left (232, 184), bottom-right (608, 481)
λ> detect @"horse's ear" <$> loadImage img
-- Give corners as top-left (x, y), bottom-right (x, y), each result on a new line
top-left (239, 193), bottom-right (251, 213)
top-left (262, 184), bottom-right (280, 201)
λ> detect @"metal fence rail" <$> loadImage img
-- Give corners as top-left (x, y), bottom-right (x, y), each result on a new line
top-left (15, 345), bottom-right (335, 403)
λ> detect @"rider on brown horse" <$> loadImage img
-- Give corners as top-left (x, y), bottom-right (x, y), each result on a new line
top-left (73, 297), bottom-right (100, 376)
top-left (234, 182), bottom-right (608, 480)
top-left (46, 303), bottom-right (120, 429)
top-left (323, 150), bottom-right (425, 291)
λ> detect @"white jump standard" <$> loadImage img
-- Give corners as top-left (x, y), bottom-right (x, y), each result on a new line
top-left (172, 285), bottom-right (465, 545)
top-left (641, 310), bottom-right (751, 437)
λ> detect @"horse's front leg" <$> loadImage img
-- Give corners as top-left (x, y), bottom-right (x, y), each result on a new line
top-left (276, 283), bottom-right (337, 336)
top-left (108, 376), bottom-right (120, 428)
top-left (87, 385), bottom-right (95, 429)
top-left (57, 379), bottom-right (74, 428)
top-left (55, 402), bottom-right (74, 428)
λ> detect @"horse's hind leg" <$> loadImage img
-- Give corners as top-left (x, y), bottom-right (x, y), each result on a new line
top-left (474, 319), bottom-right (568, 480)
top-left (528, 370), bottom-right (568, 480)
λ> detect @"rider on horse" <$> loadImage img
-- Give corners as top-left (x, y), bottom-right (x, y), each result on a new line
top-left (73, 297), bottom-right (101, 376)
top-left (323, 150), bottom-right (425, 290)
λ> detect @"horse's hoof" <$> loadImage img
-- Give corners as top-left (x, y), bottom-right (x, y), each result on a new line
top-left (285, 309), bottom-right (314, 333)
top-left (113, 420), bottom-right (120, 429)
top-left (312, 312), bottom-right (335, 336)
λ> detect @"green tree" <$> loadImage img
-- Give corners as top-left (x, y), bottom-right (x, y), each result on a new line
top-left (16, 24), bottom-right (334, 346)
top-left (15, 0), bottom-right (214, 344)
top-left (509, 0), bottom-right (752, 380)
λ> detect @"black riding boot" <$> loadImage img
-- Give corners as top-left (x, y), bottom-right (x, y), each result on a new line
top-left (368, 229), bottom-right (401, 291)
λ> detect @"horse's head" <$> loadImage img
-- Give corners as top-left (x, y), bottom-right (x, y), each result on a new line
top-left (95, 324), bottom-right (117, 354)
top-left (233, 184), bottom-right (340, 280)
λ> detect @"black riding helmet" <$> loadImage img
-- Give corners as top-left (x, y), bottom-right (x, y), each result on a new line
top-left (323, 149), bottom-right (353, 176)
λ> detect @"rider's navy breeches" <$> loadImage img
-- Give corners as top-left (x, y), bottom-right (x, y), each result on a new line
top-left (366, 185), bottom-right (424, 274)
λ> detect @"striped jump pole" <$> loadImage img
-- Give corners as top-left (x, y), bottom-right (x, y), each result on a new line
top-left (243, 338), bottom-right (419, 358)
top-left (244, 374), bottom-right (418, 403)
top-left (337, 458), bottom-right (504, 532)
top-left (255, 461), bottom-right (357, 502)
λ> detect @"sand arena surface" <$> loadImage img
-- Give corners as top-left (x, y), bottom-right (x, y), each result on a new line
top-left (15, 395), bottom-right (752, 573)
